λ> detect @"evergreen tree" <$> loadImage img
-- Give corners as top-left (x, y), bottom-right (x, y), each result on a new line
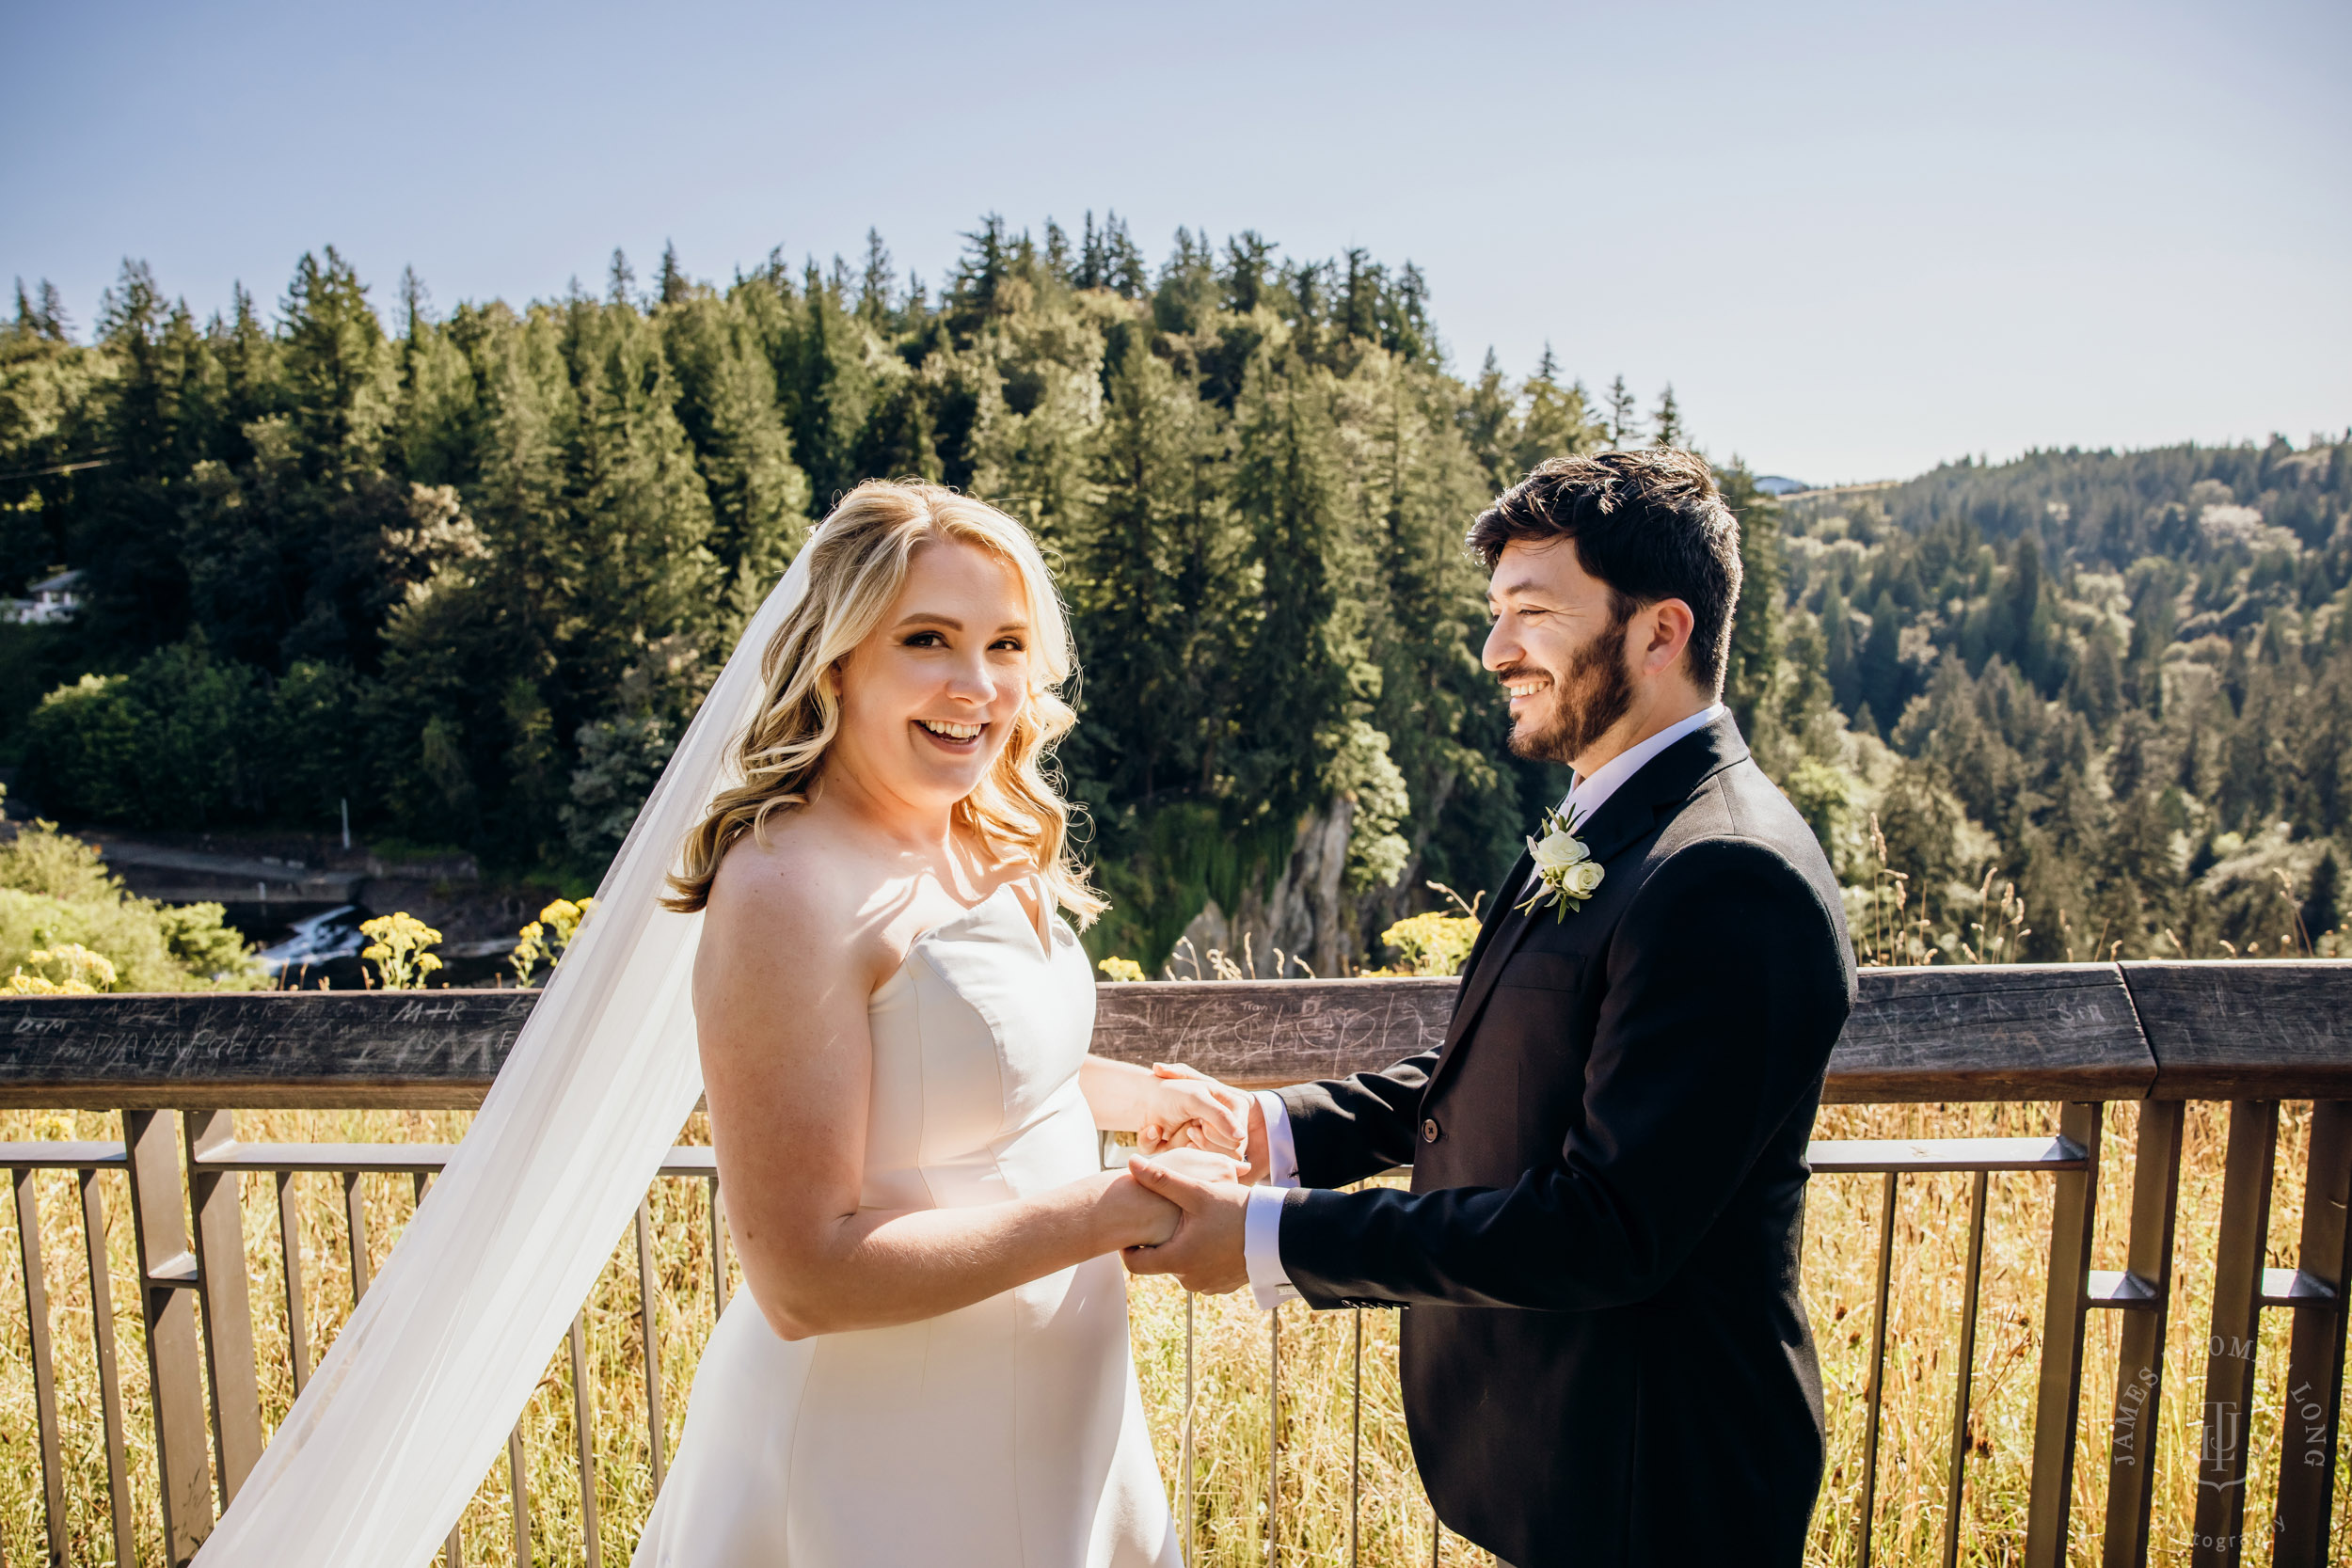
top-left (1355, 351), bottom-right (1506, 899)
top-left (393, 295), bottom-right (483, 488)
top-left (1859, 591), bottom-right (1906, 726)
top-left (11, 277), bottom-right (72, 341)
top-left (852, 372), bottom-right (943, 486)
top-left (1514, 348), bottom-right (1602, 472)
top-left (1460, 349), bottom-right (1519, 493)
top-left (663, 293), bottom-right (811, 599)
top-left (2302, 849), bottom-right (2342, 941)
top-left (1651, 384), bottom-right (1685, 448)
top-left (857, 230), bottom-right (894, 325)
top-left (397, 266), bottom-right (434, 338)
top-left (1340, 248), bottom-right (1382, 343)
top-left (1092, 213), bottom-right (1147, 299)
top-left (1067, 329), bottom-right (1223, 804)
top-left (1153, 229), bottom-right (1220, 337)
top-left (1820, 582), bottom-right (1860, 714)
top-left (1605, 373), bottom-right (1638, 448)
top-left (790, 260), bottom-right (873, 506)
top-left (1717, 460), bottom-right (1787, 742)
top-left (76, 261), bottom-right (203, 654)
top-left (1222, 232), bottom-right (1275, 314)
top-left (562, 296), bottom-right (721, 712)
top-left (215, 282), bottom-right (278, 453)
top-left (1076, 212), bottom-right (1108, 292)
top-left (1232, 346), bottom-right (1350, 817)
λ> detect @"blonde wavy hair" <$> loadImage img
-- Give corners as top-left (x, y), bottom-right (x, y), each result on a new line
top-left (663, 480), bottom-right (1104, 924)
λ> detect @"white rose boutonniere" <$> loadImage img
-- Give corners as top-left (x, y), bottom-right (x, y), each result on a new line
top-left (1517, 804), bottom-right (1603, 921)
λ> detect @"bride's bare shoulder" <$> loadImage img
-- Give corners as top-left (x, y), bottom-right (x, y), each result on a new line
top-left (702, 812), bottom-right (871, 948)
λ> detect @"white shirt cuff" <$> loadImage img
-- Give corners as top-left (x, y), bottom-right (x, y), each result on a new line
top-left (1245, 1093), bottom-right (1301, 1309)
top-left (1244, 1184), bottom-right (1298, 1309)
top-left (1255, 1090), bottom-right (1300, 1188)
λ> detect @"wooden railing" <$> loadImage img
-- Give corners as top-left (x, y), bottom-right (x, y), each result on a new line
top-left (0, 960), bottom-right (2347, 1567)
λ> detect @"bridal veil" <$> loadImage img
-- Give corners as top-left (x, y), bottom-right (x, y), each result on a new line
top-left (192, 543), bottom-right (819, 1563)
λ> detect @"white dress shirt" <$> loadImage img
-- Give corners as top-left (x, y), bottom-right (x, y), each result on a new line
top-left (1241, 703), bottom-right (1729, 1309)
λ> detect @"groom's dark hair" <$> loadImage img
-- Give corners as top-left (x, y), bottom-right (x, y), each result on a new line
top-left (1467, 448), bottom-right (1743, 697)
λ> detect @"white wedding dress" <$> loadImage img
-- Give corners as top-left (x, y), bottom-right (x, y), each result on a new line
top-left (633, 882), bottom-right (1184, 1567)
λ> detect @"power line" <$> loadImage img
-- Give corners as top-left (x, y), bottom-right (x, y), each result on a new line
top-left (0, 454), bottom-right (116, 483)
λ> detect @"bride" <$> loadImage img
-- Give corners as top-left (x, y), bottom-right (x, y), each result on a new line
top-left (188, 481), bottom-right (1245, 1567)
top-left (634, 482), bottom-right (1244, 1564)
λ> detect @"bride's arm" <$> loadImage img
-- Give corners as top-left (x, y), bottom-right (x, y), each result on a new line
top-left (695, 850), bottom-right (1176, 1341)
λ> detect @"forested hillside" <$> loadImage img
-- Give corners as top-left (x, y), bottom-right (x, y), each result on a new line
top-left (1785, 441), bottom-right (2352, 961)
top-left (2, 220), bottom-right (2346, 970)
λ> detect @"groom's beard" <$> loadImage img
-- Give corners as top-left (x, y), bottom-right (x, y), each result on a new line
top-left (1504, 615), bottom-right (1634, 767)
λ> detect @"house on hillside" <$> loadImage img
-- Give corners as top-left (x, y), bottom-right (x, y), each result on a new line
top-left (5, 570), bottom-right (84, 625)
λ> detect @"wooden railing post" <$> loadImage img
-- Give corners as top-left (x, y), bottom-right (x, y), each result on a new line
top-left (122, 1109), bottom-right (215, 1563)
top-left (2025, 1100), bottom-right (2103, 1568)
top-left (1856, 1170), bottom-right (1899, 1568)
top-left (569, 1308), bottom-right (602, 1568)
top-left (2102, 1098), bottom-right (2185, 1568)
top-left (77, 1167), bottom-right (137, 1568)
top-left (2190, 1100), bottom-right (2279, 1568)
top-left (12, 1166), bottom-right (67, 1564)
top-left (185, 1109), bottom-right (263, 1504)
top-left (2271, 1100), bottom-right (2352, 1565)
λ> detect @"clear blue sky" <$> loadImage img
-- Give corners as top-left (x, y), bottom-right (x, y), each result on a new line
top-left (4, 0), bottom-right (2344, 483)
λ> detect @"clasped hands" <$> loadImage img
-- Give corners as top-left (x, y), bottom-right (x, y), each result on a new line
top-left (1114, 1062), bottom-right (1261, 1295)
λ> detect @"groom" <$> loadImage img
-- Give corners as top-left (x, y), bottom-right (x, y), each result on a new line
top-left (1127, 449), bottom-right (1856, 1567)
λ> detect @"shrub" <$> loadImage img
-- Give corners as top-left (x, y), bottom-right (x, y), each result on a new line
top-left (1375, 910), bottom-right (1478, 976)
top-left (0, 816), bottom-right (262, 990)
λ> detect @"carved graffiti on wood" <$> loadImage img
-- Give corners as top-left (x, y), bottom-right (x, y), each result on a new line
top-left (0, 962), bottom-right (2345, 1107)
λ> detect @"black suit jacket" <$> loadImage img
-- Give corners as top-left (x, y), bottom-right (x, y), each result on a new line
top-left (1275, 715), bottom-right (1855, 1568)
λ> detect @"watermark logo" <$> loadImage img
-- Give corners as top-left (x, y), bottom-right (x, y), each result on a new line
top-left (2289, 1378), bottom-right (2333, 1470)
top-left (2110, 1365), bottom-right (2156, 1468)
top-left (2199, 1400), bottom-right (2247, 1492)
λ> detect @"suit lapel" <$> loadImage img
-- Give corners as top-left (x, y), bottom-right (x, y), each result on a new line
top-left (1436, 849), bottom-right (1536, 1063)
top-left (1425, 715), bottom-right (1754, 1096)
top-left (1447, 848), bottom-right (1532, 1006)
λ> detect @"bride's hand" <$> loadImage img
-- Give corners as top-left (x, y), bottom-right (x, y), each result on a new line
top-left (1138, 1062), bottom-right (1250, 1157)
top-left (1091, 1147), bottom-right (1244, 1253)
top-left (1091, 1171), bottom-right (1183, 1251)
top-left (1140, 1146), bottom-right (1249, 1186)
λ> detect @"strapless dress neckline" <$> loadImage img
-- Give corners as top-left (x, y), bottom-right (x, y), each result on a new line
top-left (904, 877), bottom-right (1061, 966)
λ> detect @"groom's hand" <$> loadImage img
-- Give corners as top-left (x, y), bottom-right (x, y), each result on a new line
top-left (1120, 1154), bottom-right (1250, 1294)
top-left (1141, 1062), bottom-right (1256, 1169)
top-left (1146, 1063), bottom-right (1273, 1183)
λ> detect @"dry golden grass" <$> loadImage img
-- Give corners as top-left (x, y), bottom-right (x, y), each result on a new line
top-left (1, 1101), bottom-right (2348, 1565)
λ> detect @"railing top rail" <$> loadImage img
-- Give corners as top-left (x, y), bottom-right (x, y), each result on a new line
top-left (0, 960), bottom-right (2344, 1108)
top-left (0, 1138), bottom-right (127, 1169)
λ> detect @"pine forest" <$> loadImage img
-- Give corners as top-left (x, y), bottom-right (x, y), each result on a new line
top-left (3, 217), bottom-right (2349, 977)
